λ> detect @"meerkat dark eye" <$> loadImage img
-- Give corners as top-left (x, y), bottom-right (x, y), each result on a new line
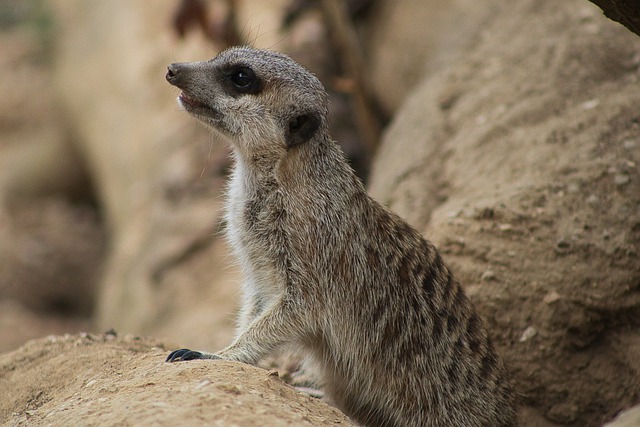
top-left (230, 69), bottom-right (252, 87)
top-left (226, 67), bottom-right (260, 94)
top-left (289, 115), bottom-right (305, 132)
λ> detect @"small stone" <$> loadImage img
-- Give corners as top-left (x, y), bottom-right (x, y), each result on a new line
top-left (481, 270), bottom-right (497, 282)
top-left (580, 99), bottom-right (599, 110)
top-left (623, 139), bottom-right (637, 149)
top-left (567, 182), bottom-right (580, 193)
top-left (196, 378), bottom-right (212, 389)
top-left (614, 174), bottom-right (630, 186)
top-left (586, 194), bottom-right (598, 205)
top-left (543, 290), bottom-right (561, 304)
top-left (498, 223), bottom-right (513, 232)
top-left (519, 326), bottom-right (537, 342)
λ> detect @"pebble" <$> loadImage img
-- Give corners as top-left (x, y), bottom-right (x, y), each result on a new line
top-left (519, 326), bottom-right (538, 342)
top-left (614, 174), bottom-right (630, 186)
top-left (543, 290), bottom-right (561, 304)
top-left (567, 182), bottom-right (580, 193)
top-left (498, 223), bottom-right (513, 232)
top-left (195, 378), bottom-right (212, 389)
top-left (586, 194), bottom-right (598, 205)
top-left (580, 99), bottom-right (600, 110)
top-left (481, 270), bottom-right (497, 282)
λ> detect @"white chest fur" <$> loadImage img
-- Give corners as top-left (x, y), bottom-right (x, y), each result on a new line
top-left (225, 159), bottom-right (284, 330)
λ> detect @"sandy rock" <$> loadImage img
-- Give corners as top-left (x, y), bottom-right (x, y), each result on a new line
top-left (0, 9), bottom-right (101, 344)
top-left (365, 0), bottom-right (499, 116)
top-left (0, 198), bottom-right (103, 316)
top-left (0, 333), bottom-right (352, 426)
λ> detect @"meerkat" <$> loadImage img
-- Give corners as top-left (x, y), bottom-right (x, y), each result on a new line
top-left (164, 46), bottom-right (517, 427)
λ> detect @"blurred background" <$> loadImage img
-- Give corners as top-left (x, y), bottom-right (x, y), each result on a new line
top-left (0, 1), bottom-right (639, 425)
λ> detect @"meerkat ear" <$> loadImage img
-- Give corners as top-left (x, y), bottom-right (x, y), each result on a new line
top-left (285, 113), bottom-right (320, 148)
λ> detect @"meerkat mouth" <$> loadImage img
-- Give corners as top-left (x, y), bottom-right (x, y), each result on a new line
top-left (178, 91), bottom-right (205, 109)
top-left (178, 91), bottom-right (222, 125)
top-left (178, 91), bottom-right (222, 120)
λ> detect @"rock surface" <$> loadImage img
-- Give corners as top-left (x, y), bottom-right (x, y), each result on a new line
top-left (0, 333), bottom-right (352, 426)
top-left (50, 0), bottom-right (240, 345)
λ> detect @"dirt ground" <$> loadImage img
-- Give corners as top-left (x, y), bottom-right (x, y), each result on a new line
top-left (0, 0), bottom-right (639, 426)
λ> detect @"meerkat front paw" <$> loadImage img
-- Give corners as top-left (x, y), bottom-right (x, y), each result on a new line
top-left (165, 348), bottom-right (221, 362)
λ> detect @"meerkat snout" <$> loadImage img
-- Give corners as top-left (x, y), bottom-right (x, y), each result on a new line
top-left (165, 63), bottom-right (186, 85)
top-left (165, 64), bottom-right (177, 80)
top-left (165, 46), bottom-right (517, 427)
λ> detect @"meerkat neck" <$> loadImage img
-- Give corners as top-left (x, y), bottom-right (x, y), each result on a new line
top-left (230, 132), bottom-right (345, 187)
top-left (229, 146), bottom-right (279, 186)
top-left (279, 134), bottom-right (357, 191)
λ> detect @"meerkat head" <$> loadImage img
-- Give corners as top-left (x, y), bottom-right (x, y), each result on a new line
top-left (166, 46), bottom-right (329, 159)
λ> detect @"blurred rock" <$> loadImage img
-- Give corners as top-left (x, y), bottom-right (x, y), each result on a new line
top-left (51, 0), bottom-right (239, 347)
top-left (364, 0), bottom-right (498, 116)
top-left (0, 1), bottom-right (101, 349)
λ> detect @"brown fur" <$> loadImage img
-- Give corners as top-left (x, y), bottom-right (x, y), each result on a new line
top-left (165, 46), bottom-right (517, 426)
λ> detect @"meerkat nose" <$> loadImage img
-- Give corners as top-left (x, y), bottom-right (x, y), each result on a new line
top-left (166, 63), bottom-right (189, 87)
top-left (166, 63), bottom-right (180, 81)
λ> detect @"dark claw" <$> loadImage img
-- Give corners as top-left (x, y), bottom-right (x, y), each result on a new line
top-left (166, 348), bottom-right (204, 362)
